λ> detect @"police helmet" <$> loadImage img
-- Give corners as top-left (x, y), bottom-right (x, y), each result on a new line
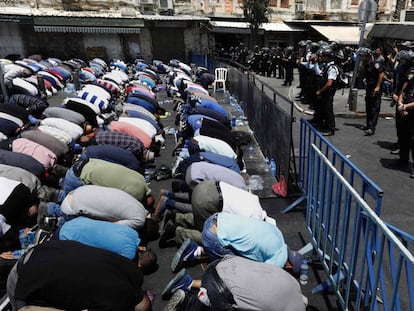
top-left (329, 41), bottom-right (341, 51)
top-left (310, 42), bottom-right (320, 53)
top-left (356, 47), bottom-right (372, 56)
top-left (335, 49), bottom-right (345, 60)
top-left (397, 50), bottom-right (411, 61)
top-left (318, 46), bottom-right (334, 57)
top-left (298, 40), bottom-right (307, 48)
top-left (318, 40), bottom-right (329, 47)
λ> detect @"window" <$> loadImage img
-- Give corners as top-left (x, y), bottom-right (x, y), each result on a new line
top-left (269, 0), bottom-right (278, 7)
top-left (281, 0), bottom-right (289, 8)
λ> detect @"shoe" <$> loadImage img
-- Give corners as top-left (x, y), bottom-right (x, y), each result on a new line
top-left (161, 269), bottom-right (193, 300)
top-left (37, 185), bottom-right (59, 202)
top-left (159, 220), bottom-right (177, 249)
top-left (160, 209), bottom-right (176, 233)
top-left (37, 201), bottom-right (49, 228)
top-left (364, 128), bottom-right (375, 136)
top-left (390, 148), bottom-right (400, 155)
top-left (162, 289), bottom-right (186, 311)
top-left (43, 216), bottom-right (59, 232)
top-left (33, 228), bottom-right (52, 245)
top-left (410, 168), bottom-right (414, 179)
top-left (152, 195), bottom-right (168, 222)
top-left (321, 130), bottom-right (334, 137)
top-left (171, 239), bottom-right (199, 273)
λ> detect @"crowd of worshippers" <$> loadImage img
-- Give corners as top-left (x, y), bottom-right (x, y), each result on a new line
top-left (0, 54), bottom-right (310, 311)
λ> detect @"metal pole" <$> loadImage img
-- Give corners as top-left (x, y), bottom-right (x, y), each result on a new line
top-left (347, 0), bottom-right (371, 112)
top-left (0, 63), bottom-right (9, 104)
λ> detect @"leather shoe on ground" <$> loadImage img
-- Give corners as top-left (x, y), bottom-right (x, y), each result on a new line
top-left (321, 130), bottom-right (334, 137)
top-left (364, 128), bottom-right (375, 136)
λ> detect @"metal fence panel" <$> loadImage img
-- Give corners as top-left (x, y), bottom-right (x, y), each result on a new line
top-left (287, 118), bottom-right (384, 214)
top-left (307, 144), bottom-right (414, 311)
top-left (207, 58), bottom-right (294, 183)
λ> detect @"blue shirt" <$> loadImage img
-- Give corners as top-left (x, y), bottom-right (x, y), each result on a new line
top-left (200, 151), bottom-right (240, 173)
top-left (196, 98), bottom-right (228, 117)
top-left (126, 96), bottom-right (156, 114)
top-left (59, 216), bottom-right (140, 260)
top-left (83, 145), bottom-right (141, 172)
top-left (217, 213), bottom-right (288, 268)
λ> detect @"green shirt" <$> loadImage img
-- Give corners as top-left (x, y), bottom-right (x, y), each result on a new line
top-left (80, 158), bottom-right (150, 202)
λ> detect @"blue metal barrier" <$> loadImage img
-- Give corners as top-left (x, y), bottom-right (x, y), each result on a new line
top-left (284, 118), bottom-right (384, 214)
top-left (307, 144), bottom-right (414, 311)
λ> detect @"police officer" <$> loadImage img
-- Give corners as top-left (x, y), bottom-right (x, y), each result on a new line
top-left (358, 47), bottom-right (385, 136)
top-left (396, 73), bottom-right (414, 177)
top-left (282, 46), bottom-right (295, 86)
top-left (315, 46), bottom-right (339, 136)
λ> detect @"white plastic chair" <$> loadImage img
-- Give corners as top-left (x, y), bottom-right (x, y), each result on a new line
top-left (213, 67), bottom-right (228, 93)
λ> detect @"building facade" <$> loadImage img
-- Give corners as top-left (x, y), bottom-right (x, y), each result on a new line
top-left (0, 0), bottom-right (412, 61)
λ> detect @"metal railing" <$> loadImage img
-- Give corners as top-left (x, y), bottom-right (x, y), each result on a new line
top-left (203, 56), bottom-right (297, 188)
top-left (307, 144), bottom-right (414, 311)
top-left (284, 118), bottom-right (384, 214)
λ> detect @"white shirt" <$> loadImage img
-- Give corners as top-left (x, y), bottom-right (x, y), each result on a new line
top-left (0, 176), bottom-right (20, 205)
top-left (38, 125), bottom-right (72, 145)
top-left (193, 135), bottom-right (237, 159)
top-left (41, 117), bottom-right (83, 140)
top-left (220, 181), bottom-right (276, 226)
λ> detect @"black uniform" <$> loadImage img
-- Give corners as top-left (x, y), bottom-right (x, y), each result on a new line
top-left (364, 59), bottom-right (384, 133)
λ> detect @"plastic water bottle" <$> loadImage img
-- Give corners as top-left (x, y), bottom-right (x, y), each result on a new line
top-left (19, 229), bottom-right (29, 250)
top-left (13, 249), bottom-right (25, 259)
top-left (264, 157), bottom-right (270, 171)
top-left (28, 231), bottom-right (35, 246)
top-left (299, 260), bottom-right (309, 286)
top-left (224, 91), bottom-right (230, 104)
top-left (231, 115), bottom-right (236, 127)
top-left (248, 143), bottom-right (254, 158)
top-left (230, 95), bottom-right (237, 106)
top-left (270, 159), bottom-right (277, 178)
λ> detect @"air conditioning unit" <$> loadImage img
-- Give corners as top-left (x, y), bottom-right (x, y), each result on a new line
top-left (158, 0), bottom-right (174, 15)
top-left (296, 3), bottom-right (304, 12)
top-left (159, 0), bottom-right (173, 9)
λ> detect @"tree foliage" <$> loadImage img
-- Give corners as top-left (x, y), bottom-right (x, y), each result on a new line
top-left (242, 0), bottom-right (270, 46)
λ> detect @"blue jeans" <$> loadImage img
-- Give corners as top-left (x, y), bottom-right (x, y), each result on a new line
top-left (201, 214), bottom-right (233, 261)
top-left (46, 203), bottom-right (75, 226)
top-left (63, 167), bottom-right (83, 194)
